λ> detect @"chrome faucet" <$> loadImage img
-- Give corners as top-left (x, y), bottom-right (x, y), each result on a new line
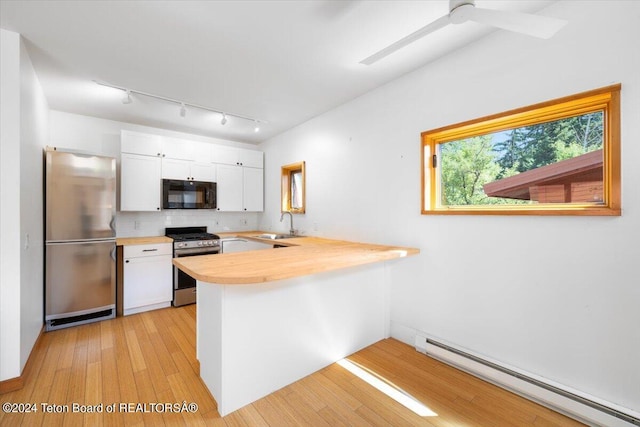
top-left (280, 211), bottom-right (295, 236)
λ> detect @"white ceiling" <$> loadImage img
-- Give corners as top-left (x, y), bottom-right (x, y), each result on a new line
top-left (0, 0), bottom-right (557, 144)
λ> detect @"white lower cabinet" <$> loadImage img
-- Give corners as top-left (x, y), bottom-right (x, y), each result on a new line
top-left (221, 238), bottom-right (272, 253)
top-left (123, 243), bottom-right (173, 315)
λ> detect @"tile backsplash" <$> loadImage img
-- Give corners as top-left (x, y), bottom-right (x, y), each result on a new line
top-left (116, 210), bottom-right (260, 237)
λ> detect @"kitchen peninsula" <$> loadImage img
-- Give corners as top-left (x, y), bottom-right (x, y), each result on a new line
top-left (173, 233), bottom-right (419, 416)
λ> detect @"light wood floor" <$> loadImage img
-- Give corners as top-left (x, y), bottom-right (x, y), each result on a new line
top-left (0, 305), bottom-right (584, 426)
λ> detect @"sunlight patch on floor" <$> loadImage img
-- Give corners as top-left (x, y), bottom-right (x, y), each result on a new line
top-left (337, 359), bottom-right (437, 417)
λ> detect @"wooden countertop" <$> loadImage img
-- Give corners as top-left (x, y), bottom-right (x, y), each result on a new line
top-left (116, 236), bottom-right (173, 246)
top-left (173, 231), bottom-right (419, 285)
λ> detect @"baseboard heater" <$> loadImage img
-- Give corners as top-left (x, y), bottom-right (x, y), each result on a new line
top-left (415, 336), bottom-right (639, 427)
top-left (46, 308), bottom-right (115, 331)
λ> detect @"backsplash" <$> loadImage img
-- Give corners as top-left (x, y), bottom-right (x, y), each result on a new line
top-left (116, 210), bottom-right (260, 237)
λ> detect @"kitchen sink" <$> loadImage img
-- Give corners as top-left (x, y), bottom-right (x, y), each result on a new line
top-left (253, 233), bottom-right (301, 240)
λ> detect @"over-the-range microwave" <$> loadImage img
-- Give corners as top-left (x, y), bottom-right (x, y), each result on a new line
top-left (162, 179), bottom-right (216, 209)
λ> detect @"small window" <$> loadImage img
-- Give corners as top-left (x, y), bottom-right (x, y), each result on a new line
top-left (281, 161), bottom-right (306, 214)
top-left (422, 84), bottom-right (621, 216)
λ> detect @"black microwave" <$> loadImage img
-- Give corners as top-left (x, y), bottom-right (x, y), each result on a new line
top-left (162, 179), bottom-right (217, 209)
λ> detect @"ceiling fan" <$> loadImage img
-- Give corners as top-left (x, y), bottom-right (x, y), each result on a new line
top-left (360, 0), bottom-right (567, 65)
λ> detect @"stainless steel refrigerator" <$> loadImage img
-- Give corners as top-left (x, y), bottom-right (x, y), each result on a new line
top-left (45, 147), bottom-right (116, 331)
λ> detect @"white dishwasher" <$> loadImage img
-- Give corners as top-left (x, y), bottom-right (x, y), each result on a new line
top-left (221, 238), bottom-right (273, 253)
top-left (123, 243), bottom-right (173, 315)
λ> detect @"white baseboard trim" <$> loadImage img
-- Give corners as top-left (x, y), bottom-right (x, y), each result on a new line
top-left (123, 301), bottom-right (171, 316)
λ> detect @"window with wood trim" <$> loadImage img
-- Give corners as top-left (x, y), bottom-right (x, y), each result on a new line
top-left (422, 84), bottom-right (621, 216)
top-left (281, 161), bottom-right (306, 214)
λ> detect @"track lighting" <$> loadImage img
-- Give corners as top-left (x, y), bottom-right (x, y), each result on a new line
top-left (95, 80), bottom-right (266, 132)
top-left (122, 90), bottom-right (132, 104)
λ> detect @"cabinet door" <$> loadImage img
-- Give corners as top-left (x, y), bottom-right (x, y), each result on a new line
top-left (121, 130), bottom-right (162, 156)
top-left (191, 162), bottom-right (216, 182)
top-left (243, 167), bottom-right (264, 212)
top-left (123, 253), bottom-right (173, 313)
top-left (216, 164), bottom-right (243, 211)
top-left (162, 158), bottom-right (191, 180)
top-left (211, 145), bottom-right (239, 166)
top-left (221, 239), bottom-right (272, 253)
top-left (238, 149), bottom-right (264, 168)
top-left (121, 153), bottom-right (162, 211)
top-left (191, 141), bottom-right (212, 163)
top-left (162, 137), bottom-right (192, 160)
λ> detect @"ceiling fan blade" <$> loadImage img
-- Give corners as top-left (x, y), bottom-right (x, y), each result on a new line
top-left (468, 7), bottom-right (567, 39)
top-left (360, 15), bottom-right (450, 65)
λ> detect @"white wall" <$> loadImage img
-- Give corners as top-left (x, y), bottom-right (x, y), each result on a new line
top-left (259, 0), bottom-right (640, 414)
top-left (49, 111), bottom-right (261, 236)
top-left (0, 29), bottom-right (22, 382)
top-left (19, 33), bottom-right (48, 372)
top-left (0, 29), bottom-right (48, 382)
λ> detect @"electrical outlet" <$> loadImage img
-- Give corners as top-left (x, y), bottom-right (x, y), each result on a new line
top-left (313, 222), bottom-right (319, 232)
top-left (241, 218), bottom-right (248, 226)
top-left (134, 220), bottom-right (140, 230)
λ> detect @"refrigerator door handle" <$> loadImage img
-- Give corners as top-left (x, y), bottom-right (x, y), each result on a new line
top-left (46, 238), bottom-right (116, 245)
top-left (110, 246), bottom-right (117, 261)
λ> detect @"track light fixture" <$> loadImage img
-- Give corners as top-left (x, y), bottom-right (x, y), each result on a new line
top-left (94, 80), bottom-right (266, 130)
top-left (122, 90), bottom-right (132, 104)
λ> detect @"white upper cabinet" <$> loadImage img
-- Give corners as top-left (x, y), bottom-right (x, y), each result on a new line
top-left (190, 162), bottom-right (216, 182)
top-left (240, 149), bottom-right (264, 169)
top-left (216, 164), bottom-right (244, 211)
top-left (212, 146), bottom-right (263, 168)
top-left (191, 141), bottom-right (212, 163)
top-left (120, 130), bottom-right (262, 212)
top-left (161, 137), bottom-right (189, 160)
top-left (161, 138), bottom-right (215, 181)
top-left (215, 164), bottom-right (263, 212)
top-left (162, 137), bottom-right (212, 162)
top-left (243, 166), bottom-right (264, 212)
top-left (121, 153), bottom-right (162, 211)
top-left (162, 158), bottom-right (216, 182)
top-left (211, 145), bottom-right (238, 166)
top-left (121, 130), bottom-right (163, 157)
top-left (161, 158), bottom-right (191, 180)
top-left (212, 146), bottom-right (263, 212)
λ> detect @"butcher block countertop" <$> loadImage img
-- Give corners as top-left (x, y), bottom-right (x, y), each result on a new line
top-left (116, 236), bottom-right (173, 246)
top-left (173, 231), bottom-right (419, 285)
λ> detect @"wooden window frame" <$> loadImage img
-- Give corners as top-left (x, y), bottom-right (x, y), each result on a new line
top-left (421, 84), bottom-right (621, 216)
top-left (281, 161), bottom-right (306, 214)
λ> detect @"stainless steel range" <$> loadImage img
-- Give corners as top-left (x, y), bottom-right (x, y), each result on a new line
top-left (166, 226), bottom-right (220, 306)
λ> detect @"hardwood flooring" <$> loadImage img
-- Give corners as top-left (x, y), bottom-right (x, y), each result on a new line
top-left (0, 305), bottom-right (584, 426)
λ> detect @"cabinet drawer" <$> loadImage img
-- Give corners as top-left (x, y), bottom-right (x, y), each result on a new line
top-left (124, 243), bottom-right (172, 258)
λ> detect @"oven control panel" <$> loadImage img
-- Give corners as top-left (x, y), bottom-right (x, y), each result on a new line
top-left (175, 240), bottom-right (220, 249)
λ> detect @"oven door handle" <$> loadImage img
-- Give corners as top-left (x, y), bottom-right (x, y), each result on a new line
top-left (174, 247), bottom-right (220, 256)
